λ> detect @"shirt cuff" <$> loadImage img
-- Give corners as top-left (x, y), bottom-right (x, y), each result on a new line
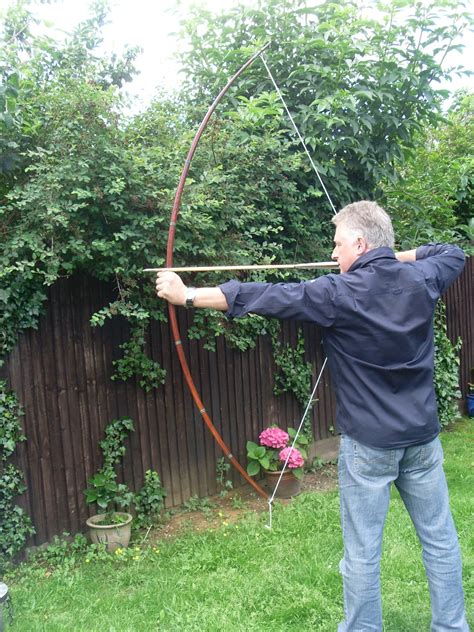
top-left (416, 243), bottom-right (439, 260)
top-left (218, 280), bottom-right (242, 317)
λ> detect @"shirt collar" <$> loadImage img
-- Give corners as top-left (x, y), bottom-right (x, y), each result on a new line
top-left (348, 247), bottom-right (396, 273)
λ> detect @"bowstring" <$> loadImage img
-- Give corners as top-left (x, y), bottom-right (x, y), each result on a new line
top-left (260, 54), bottom-right (337, 528)
top-left (260, 54), bottom-right (337, 215)
top-left (265, 358), bottom-right (327, 529)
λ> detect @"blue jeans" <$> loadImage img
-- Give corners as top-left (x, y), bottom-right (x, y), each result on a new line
top-left (337, 435), bottom-right (469, 632)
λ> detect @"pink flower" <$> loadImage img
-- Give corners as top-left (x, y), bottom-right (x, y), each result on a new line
top-left (259, 427), bottom-right (289, 449)
top-left (279, 446), bottom-right (304, 469)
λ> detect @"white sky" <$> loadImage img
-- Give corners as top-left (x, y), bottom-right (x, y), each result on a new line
top-left (8, 0), bottom-right (260, 108)
top-left (2, 0), bottom-right (473, 111)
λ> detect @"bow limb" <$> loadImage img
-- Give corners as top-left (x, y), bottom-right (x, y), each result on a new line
top-left (166, 43), bottom-right (271, 499)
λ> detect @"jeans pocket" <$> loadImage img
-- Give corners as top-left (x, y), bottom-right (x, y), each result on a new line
top-left (353, 440), bottom-right (395, 477)
top-left (398, 437), bottom-right (443, 474)
top-left (419, 436), bottom-right (443, 468)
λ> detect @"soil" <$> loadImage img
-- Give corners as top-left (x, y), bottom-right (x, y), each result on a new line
top-left (148, 464), bottom-right (338, 544)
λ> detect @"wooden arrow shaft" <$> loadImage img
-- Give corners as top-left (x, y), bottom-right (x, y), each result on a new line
top-left (144, 261), bottom-right (339, 273)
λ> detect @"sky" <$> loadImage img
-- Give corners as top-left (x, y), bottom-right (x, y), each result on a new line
top-left (18, 0), bottom-right (260, 108)
top-left (3, 0), bottom-right (474, 110)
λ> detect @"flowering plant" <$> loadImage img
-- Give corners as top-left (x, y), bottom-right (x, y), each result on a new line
top-left (246, 425), bottom-right (308, 480)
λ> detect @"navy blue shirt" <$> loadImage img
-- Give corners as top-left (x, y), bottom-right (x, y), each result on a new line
top-left (219, 244), bottom-right (465, 449)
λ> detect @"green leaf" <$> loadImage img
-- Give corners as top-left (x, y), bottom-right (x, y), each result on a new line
top-left (292, 467), bottom-right (304, 480)
top-left (255, 446), bottom-right (266, 459)
top-left (260, 456), bottom-right (270, 470)
top-left (246, 441), bottom-right (260, 458)
top-left (247, 461), bottom-right (260, 477)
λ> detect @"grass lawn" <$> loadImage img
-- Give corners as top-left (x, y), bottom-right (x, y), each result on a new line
top-left (5, 419), bottom-right (473, 631)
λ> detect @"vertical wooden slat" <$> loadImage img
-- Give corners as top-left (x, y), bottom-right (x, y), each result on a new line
top-left (203, 323), bottom-right (224, 494)
top-left (69, 276), bottom-right (98, 531)
top-left (42, 288), bottom-right (71, 536)
top-left (149, 319), bottom-right (174, 507)
top-left (167, 312), bottom-right (189, 505)
top-left (176, 314), bottom-right (196, 501)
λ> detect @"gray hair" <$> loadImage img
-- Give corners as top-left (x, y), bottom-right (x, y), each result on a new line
top-left (332, 200), bottom-right (395, 249)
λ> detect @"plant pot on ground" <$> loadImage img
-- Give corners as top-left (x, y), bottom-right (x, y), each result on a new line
top-left (246, 425), bottom-right (307, 498)
top-left (84, 467), bottom-right (134, 552)
top-left (262, 468), bottom-right (303, 498)
top-left (86, 511), bottom-right (133, 552)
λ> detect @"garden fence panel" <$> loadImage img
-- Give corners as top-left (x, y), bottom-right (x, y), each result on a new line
top-left (1, 257), bottom-right (471, 546)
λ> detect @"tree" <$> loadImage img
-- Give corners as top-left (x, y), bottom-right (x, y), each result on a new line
top-left (381, 90), bottom-right (474, 252)
top-left (177, 0), bottom-right (472, 209)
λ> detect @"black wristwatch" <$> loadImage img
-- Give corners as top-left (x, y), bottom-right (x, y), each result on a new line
top-left (184, 286), bottom-right (197, 308)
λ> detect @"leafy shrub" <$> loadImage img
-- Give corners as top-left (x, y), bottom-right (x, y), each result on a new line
top-left (84, 417), bottom-right (135, 523)
top-left (133, 470), bottom-right (167, 529)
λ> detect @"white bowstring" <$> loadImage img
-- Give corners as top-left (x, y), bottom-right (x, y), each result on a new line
top-left (265, 357), bottom-right (327, 529)
top-left (259, 53), bottom-right (337, 528)
top-left (260, 54), bottom-right (337, 216)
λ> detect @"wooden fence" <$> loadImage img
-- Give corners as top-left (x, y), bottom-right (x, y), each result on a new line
top-left (2, 257), bottom-right (472, 546)
top-left (445, 256), bottom-right (473, 400)
top-left (2, 274), bottom-right (334, 545)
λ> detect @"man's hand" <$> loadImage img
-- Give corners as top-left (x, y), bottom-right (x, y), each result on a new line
top-left (156, 271), bottom-right (187, 306)
top-left (395, 249), bottom-right (417, 262)
top-left (156, 271), bottom-right (230, 310)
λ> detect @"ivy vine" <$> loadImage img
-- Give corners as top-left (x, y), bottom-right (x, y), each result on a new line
top-left (0, 380), bottom-right (35, 571)
top-left (84, 416), bottom-right (167, 529)
top-left (271, 328), bottom-right (314, 439)
top-left (434, 302), bottom-right (462, 427)
top-left (99, 416), bottom-right (135, 470)
top-left (111, 324), bottom-right (166, 392)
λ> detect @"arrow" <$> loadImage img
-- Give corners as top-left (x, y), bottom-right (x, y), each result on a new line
top-left (144, 261), bottom-right (339, 273)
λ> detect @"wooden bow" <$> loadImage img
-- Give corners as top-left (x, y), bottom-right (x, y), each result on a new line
top-left (163, 43), bottom-right (273, 499)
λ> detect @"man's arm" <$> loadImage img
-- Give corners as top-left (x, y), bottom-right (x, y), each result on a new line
top-left (156, 270), bottom-right (337, 326)
top-left (414, 243), bottom-right (465, 294)
top-left (155, 271), bottom-right (228, 310)
top-left (395, 244), bottom-right (465, 295)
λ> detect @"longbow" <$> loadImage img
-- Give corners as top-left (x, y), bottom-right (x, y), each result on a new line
top-left (165, 43), bottom-right (273, 499)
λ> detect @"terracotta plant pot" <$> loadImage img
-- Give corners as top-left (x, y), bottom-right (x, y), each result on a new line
top-left (263, 469), bottom-right (302, 498)
top-left (86, 512), bottom-right (133, 552)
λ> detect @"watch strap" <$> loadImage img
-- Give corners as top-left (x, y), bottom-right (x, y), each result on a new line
top-left (185, 286), bottom-right (197, 308)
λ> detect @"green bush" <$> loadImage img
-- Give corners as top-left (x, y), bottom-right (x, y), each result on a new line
top-left (133, 470), bottom-right (167, 530)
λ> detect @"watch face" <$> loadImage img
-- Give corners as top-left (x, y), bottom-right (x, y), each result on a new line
top-left (185, 287), bottom-right (196, 307)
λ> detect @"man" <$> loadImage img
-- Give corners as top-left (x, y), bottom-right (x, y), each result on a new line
top-left (156, 200), bottom-right (468, 631)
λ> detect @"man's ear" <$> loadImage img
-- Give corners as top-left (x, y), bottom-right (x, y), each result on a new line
top-left (356, 237), bottom-right (366, 254)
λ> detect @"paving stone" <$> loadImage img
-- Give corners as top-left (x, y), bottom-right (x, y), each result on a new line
top-left (308, 435), bottom-right (340, 462)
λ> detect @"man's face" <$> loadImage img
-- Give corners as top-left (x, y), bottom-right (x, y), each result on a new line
top-left (331, 224), bottom-right (368, 273)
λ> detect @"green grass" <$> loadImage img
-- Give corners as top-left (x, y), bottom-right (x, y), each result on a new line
top-left (5, 419), bottom-right (473, 631)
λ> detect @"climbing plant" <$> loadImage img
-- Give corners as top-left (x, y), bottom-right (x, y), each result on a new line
top-left (84, 416), bottom-right (167, 529)
top-left (434, 302), bottom-right (462, 427)
top-left (0, 380), bottom-right (35, 570)
top-left (271, 328), bottom-right (314, 438)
